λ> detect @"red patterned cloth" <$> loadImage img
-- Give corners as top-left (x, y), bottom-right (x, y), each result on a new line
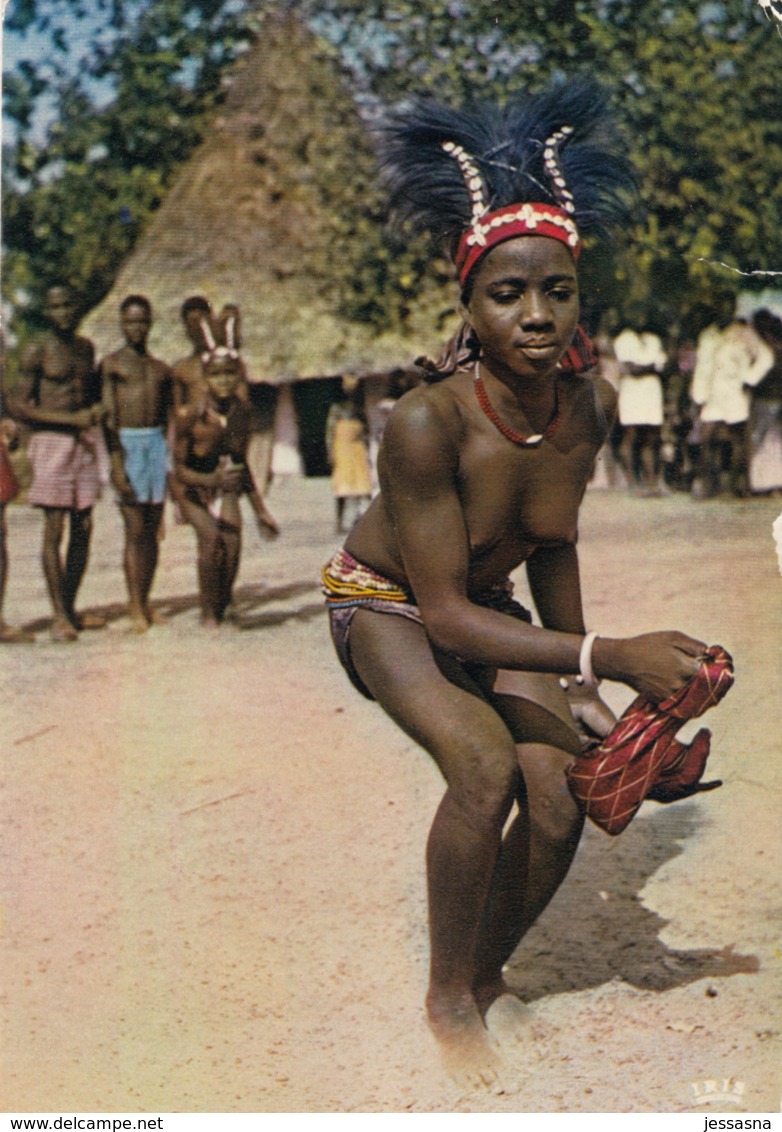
top-left (566, 645), bottom-right (734, 836)
top-left (0, 440), bottom-right (19, 504)
top-left (560, 325), bottom-right (597, 376)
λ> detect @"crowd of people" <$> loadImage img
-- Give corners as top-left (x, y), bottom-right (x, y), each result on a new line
top-left (594, 301), bottom-right (782, 500)
top-left (2, 279), bottom-right (780, 647)
top-left (0, 284), bottom-right (279, 643)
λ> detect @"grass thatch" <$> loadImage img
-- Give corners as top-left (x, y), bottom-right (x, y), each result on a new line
top-left (82, 13), bottom-right (454, 381)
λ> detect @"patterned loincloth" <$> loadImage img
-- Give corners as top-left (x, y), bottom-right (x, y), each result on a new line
top-left (321, 547), bottom-right (531, 700)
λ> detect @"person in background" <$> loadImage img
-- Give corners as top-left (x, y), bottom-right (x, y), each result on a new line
top-left (100, 295), bottom-right (173, 632)
top-left (214, 303), bottom-right (279, 540)
top-left (590, 330), bottom-right (624, 489)
top-left (171, 296), bottom-right (216, 411)
top-left (173, 345), bottom-right (256, 628)
top-left (660, 332), bottom-right (699, 493)
top-left (0, 413), bottom-right (35, 643)
top-left (748, 309), bottom-right (782, 497)
top-left (690, 314), bottom-right (773, 498)
top-left (325, 374), bottom-right (372, 534)
top-left (613, 317), bottom-right (667, 496)
top-left (6, 285), bottom-right (107, 642)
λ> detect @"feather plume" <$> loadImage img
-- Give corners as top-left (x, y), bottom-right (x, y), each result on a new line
top-left (377, 78), bottom-right (635, 258)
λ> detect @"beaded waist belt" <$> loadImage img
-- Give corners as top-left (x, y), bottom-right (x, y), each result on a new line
top-left (321, 548), bottom-right (529, 624)
top-left (321, 548), bottom-right (412, 607)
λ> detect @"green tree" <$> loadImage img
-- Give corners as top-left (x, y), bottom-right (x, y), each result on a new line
top-left (3, 0), bottom-right (268, 332)
top-left (310, 0), bottom-right (782, 325)
top-left (3, 0), bottom-right (781, 348)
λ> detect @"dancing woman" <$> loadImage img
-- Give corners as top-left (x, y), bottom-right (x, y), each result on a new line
top-left (322, 80), bottom-right (707, 1086)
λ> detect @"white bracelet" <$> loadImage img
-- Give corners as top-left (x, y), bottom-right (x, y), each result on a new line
top-left (579, 630), bottom-right (602, 687)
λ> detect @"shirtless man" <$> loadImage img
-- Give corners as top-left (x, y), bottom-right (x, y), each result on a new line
top-left (7, 285), bottom-right (106, 642)
top-left (100, 295), bottom-right (172, 632)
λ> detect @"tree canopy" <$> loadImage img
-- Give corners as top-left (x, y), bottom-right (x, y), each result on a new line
top-left (3, 0), bottom-right (781, 354)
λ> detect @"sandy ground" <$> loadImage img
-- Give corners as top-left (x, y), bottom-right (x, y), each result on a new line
top-left (1, 475), bottom-right (781, 1114)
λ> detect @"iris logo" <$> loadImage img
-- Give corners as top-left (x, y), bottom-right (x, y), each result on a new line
top-left (691, 1078), bottom-right (746, 1106)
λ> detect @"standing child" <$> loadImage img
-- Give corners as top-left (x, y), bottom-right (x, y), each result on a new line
top-left (173, 347), bottom-right (255, 628)
top-left (100, 295), bottom-right (173, 632)
top-left (171, 298), bottom-right (279, 539)
top-left (325, 374), bottom-right (372, 533)
top-left (213, 303), bottom-right (279, 540)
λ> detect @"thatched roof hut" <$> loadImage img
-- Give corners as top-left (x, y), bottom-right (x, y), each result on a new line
top-left (82, 12), bottom-right (452, 381)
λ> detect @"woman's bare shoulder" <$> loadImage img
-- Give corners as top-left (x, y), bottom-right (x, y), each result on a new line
top-left (562, 371), bottom-right (617, 437)
top-left (384, 376), bottom-right (467, 442)
top-left (378, 378), bottom-right (470, 490)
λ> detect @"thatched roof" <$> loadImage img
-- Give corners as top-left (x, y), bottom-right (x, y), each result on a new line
top-left (82, 13), bottom-right (453, 381)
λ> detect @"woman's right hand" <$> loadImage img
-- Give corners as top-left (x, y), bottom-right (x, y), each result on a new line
top-left (594, 631), bottom-right (708, 703)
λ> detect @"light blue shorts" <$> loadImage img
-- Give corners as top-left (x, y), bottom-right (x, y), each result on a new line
top-left (119, 427), bottom-right (169, 504)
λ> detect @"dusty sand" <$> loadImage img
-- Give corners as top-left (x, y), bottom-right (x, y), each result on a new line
top-left (1, 477), bottom-right (781, 1113)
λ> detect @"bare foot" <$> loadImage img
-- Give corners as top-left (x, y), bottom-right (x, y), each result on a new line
top-left (128, 612), bottom-right (150, 634)
top-left (427, 991), bottom-right (506, 1094)
top-left (70, 610), bottom-right (106, 630)
top-left (0, 622), bottom-right (35, 644)
top-left (50, 617), bottom-right (78, 643)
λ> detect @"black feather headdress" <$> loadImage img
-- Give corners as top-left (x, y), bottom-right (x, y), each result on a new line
top-left (378, 78), bottom-right (635, 286)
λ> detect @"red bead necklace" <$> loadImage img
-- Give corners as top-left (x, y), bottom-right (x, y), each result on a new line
top-left (473, 363), bottom-right (562, 447)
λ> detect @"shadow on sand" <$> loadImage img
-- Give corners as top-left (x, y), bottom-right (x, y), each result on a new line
top-left (505, 805), bottom-right (758, 1003)
top-left (16, 584), bottom-right (758, 1006)
top-left (21, 579), bottom-right (326, 635)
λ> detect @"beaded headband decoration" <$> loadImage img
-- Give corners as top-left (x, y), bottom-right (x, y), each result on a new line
top-left (444, 126), bottom-right (582, 284)
top-left (200, 309), bottom-right (240, 366)
top-left (453, 200), bottom-right (581, 285)
top-left (378, 79), bottom-right (634, 288)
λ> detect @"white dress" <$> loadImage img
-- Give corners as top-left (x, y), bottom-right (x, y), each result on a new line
top-left (614, 330), bottom-right (666, 426)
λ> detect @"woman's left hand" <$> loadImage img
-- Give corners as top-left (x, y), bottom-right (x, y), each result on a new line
top-left (563, 681), bottom-right (617, 740)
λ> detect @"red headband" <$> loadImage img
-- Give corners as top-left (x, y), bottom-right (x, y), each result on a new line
top-left (455, 202), bottom-right (581, 287)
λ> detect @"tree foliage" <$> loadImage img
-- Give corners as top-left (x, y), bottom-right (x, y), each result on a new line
top-left (3, 0), bottom-right (781, 349)
top-left (2, 0), bottom-right (268, 332)
top-left (310, 0), bottom-right (782, 326)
